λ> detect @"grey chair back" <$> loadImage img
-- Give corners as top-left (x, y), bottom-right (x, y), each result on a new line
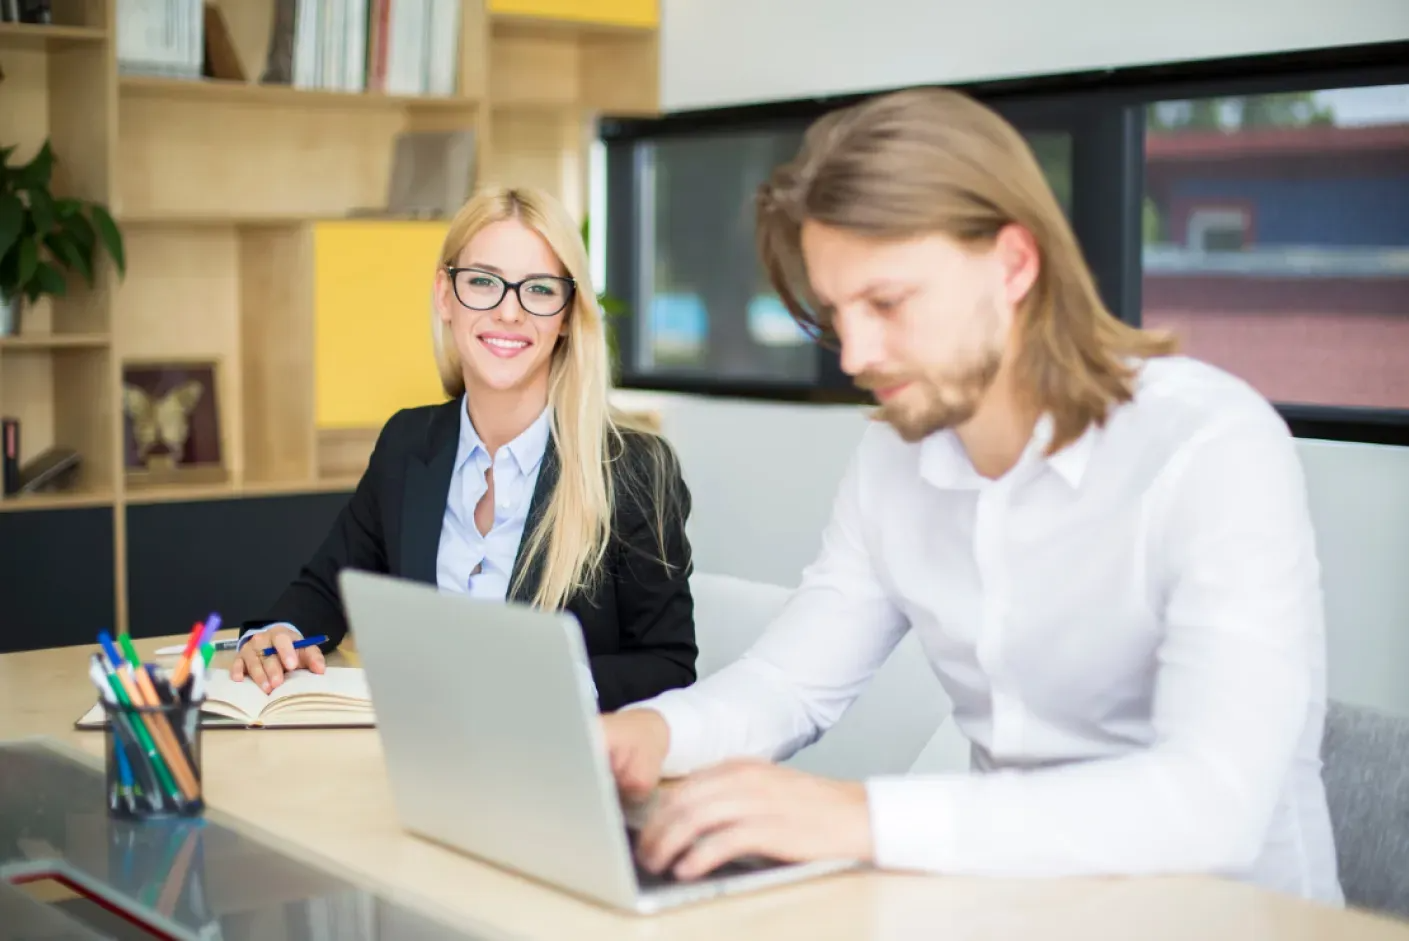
top-left (1321, 700), bottom-right (1409, 919)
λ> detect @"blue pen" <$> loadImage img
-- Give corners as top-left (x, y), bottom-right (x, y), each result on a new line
top-left (258, 635), bottom-right (328, 658)
top-left (98, 630), bottom-right (126, 669)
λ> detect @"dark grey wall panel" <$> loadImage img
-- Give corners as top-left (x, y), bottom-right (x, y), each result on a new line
top-left (126, 492), bottom-right (352, 639)
top-left (0, 507), bottom-right (115, 653)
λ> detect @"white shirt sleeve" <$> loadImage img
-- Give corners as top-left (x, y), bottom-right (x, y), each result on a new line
top-left (629, 439), bottom-right (911, 777)
top-left (237, 622), bottom-right (302, 650)
top-left (866, 412), bottom-right (1324, 877)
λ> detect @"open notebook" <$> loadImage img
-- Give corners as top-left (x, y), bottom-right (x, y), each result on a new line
top-left (75, 667), bottom-right (376, 730)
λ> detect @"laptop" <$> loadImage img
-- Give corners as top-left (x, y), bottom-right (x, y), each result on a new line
top-left (337, 569), bottom-right (857, 914)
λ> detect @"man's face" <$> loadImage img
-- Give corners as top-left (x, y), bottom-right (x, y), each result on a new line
top-left (800, 220), bottom-right (1030, 442)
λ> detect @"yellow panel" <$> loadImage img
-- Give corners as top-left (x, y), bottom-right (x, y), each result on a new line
top-left (313, 221), bottom-right (451, 429)
top-left (489, 0), bottom-right (657, 28)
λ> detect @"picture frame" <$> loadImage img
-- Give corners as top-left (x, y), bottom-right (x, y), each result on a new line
top-left (121, 358), bottom-right (228, 489)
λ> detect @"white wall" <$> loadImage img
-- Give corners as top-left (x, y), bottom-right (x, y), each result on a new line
top-left (661, 0), bottom-right (1409, 111)
top-left (615, 390), bottom-right (1409, 720)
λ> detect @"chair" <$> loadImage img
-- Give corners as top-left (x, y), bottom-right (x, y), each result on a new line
top-left (1321, 699), bottom-right (1409, 919)
top-left (688, 571), bottom-right (950, 780)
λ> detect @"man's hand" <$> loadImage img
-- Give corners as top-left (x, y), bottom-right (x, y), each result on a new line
top-left (634, 759), bottom-right (874, 881)
top-left (229, 625), bottom-right (325, 692)
top-left (601, 709), bottom-right (671, 800)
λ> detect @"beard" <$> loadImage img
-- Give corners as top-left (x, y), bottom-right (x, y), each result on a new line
top-left (855, 290), bottom-right (1008, 443)
top-left (862, 349), bottom-right (1003, 442)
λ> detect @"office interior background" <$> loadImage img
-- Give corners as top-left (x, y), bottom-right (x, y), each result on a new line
top-left (1, 0), bottom-right (1406, 753)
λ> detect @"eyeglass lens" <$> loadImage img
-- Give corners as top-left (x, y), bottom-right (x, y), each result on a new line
top-left (452, 269), bottom-right (572, 316)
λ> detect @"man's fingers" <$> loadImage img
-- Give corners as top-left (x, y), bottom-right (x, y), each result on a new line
top-left (673, 825), bottom-right (777, 881)
top-left (638, 787), bottom-right (754, 874)
top-left (230, 656), bottom-right (246, 680)
top-left (304, 645), bottom-right (326, 674)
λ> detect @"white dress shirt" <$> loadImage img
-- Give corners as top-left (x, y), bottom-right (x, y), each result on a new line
top-left (633, 356), bottom-right (1343, 904)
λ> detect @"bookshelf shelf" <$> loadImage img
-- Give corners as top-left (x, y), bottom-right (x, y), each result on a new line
top-left (0, 487), bottom-right (115, 514)
top-left (489, 12), bottom-right (654, 36)
top-left (122, 476), bottom-right (359, 507)
top-left (0, 22), bottom-right (106, 50)
top-left (0, 333), bottom-right (111, 351)
top-left (117, 75), bottom-right (481, 112)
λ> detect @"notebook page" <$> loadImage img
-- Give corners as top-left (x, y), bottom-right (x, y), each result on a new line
top-left (263, 668), bottom-right (372, 719)
top-left (201, 669), bottom-right (278, 723)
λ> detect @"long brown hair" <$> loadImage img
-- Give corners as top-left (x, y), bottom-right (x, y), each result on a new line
top-left (432, 186), bottom-right (684, 609)
top-left (755, 86), bottom-right (1177, 452)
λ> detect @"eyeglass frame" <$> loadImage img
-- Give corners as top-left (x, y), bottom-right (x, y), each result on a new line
top-left (443, 265), bottom-right (577, 317)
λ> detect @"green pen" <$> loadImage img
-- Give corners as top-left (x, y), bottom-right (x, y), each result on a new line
top-left (99, 648), bottom-right (181, 805)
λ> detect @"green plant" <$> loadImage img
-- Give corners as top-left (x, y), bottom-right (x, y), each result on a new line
top-left (0, 141), bottom-right (126, 308)
top-left (579, 215), bottom-right (628, 374)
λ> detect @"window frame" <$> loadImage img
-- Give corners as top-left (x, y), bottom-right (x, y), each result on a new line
top-left (600, 40), bottom-right (1409, 443)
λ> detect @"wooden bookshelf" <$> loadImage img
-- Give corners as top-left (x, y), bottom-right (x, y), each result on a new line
top-left (0, 0), bottom-right (662, 637)
top-left (0, 20), bottom-right (106, 50)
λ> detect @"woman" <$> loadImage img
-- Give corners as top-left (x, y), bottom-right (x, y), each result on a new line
top-left (232, 186), bottom-right (697, 712)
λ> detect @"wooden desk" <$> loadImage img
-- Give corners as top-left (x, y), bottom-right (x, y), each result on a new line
top-left (3, 635), bottom-right (1407, 941)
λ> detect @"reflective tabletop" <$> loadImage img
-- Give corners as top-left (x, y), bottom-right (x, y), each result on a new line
top-left (0, 739), bottom-right (499, 941)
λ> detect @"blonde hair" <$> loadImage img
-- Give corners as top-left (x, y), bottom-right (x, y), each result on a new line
top-left (432, 186), bottom-right (681, 611)
top-left (756, 87), bottom-right (1178, 453)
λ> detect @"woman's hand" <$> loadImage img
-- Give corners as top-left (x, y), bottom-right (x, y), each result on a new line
top-left (229, 625), bottom-right (325, 692)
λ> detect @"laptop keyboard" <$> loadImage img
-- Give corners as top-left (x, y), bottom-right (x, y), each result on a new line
top-left (626, 829), bottom-right (784, 888)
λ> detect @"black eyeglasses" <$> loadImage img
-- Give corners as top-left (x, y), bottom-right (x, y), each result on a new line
top-left (445, 266), bottom-right (576, 317)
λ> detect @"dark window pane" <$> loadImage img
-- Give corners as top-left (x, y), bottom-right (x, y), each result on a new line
top-left (1142, 84), bottom-right (1409, 410)
top-left (628, 127), bottom-right (1073, 383)
top-left (635, 129), bottom-right (815, 382)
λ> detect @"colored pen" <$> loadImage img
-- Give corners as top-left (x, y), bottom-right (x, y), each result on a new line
top-left (169, 621), bottom-right (207, 690)
top-left (258, 635), bottom-right (328, 657)
top-left (119, 635), bottom-right (201, 802)
top-left (96, 636), bottom-right (181, 806)
top-left (88, 655), bottom-right (140, 814)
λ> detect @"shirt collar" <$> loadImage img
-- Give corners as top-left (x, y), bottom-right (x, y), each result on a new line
top-left (456, 398), bottom-right (553, 476)
top-left (1042, 416), bottom-right (1098, 489)
top-left (917, 412), bottom-right (1097, 491)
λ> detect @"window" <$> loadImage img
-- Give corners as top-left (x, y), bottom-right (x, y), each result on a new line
top-left (601, 43), bottom-right (1409, 442)
top-left (1141, 84), bottom-right (1409, 412)
top-left (633, 128), bottom-right (816, 383)
top-left (609, 124), bottom-right (1074, 389)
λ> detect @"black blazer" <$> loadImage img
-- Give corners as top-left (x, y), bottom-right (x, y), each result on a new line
top-left (245, 400), bottom-right (697, 711)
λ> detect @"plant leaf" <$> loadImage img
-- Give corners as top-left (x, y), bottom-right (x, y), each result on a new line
top-left (45, 231), bottom-right (92, 286)
top-left (0, 193), bottom-right (22, 265)
top-left (16, 141), bottom-right (55, 189)
top-left (32, 261), bottom-right (67, 298)
top-left (29, 187), bottom-right (56, 236)
top-left (62, 211), bottom-right (96, 255)
top-left (89, 203), bottom-right (125, 277)
top-left (17, 238), bottom-right (37, 288)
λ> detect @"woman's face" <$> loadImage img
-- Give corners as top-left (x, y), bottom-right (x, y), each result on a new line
top-left (435, 218), bottom-right (573, 396)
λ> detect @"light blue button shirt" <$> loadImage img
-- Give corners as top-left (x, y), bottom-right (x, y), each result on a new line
top-left (435, 400), bottom-right (551, 599)
top-left (240, 401), bottom-right (598, 698)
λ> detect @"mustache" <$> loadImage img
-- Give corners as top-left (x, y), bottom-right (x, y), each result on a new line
top-left (853, 370), bottom-right (913, 392)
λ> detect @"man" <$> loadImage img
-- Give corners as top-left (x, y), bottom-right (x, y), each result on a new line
top-left (603, 86), bottom-right (1343, 905)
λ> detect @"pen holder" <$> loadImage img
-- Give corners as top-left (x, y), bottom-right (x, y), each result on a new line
top-left (102, 695), bottom-right (205, 820)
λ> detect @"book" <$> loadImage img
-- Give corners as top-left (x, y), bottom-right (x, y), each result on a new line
top-left (76, 667), bottom-right (376, 730)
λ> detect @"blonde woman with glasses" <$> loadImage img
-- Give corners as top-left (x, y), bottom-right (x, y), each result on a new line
top-left (231, 186), bottom-right (697, 713)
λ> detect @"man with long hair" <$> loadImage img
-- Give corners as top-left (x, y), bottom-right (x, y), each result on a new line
top-left (603, 87), bottom-right (1342, 905)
